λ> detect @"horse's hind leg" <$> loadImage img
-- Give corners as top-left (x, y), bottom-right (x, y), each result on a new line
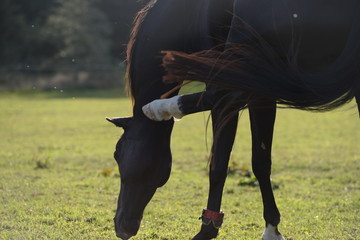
top-left (142, 87), bottom-right (218, 121)
top-left (248, 99), bottom-right (284, 240)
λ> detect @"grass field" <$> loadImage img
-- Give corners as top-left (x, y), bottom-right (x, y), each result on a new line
top-left (0, 89), bottom-right (359, 240)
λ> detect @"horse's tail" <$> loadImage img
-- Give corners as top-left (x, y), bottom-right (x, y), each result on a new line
top-left (163, 18), bottom-right (360, 112)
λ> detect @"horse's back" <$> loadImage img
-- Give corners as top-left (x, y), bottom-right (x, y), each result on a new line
top-left (231, 0), bottom-right (359, 71)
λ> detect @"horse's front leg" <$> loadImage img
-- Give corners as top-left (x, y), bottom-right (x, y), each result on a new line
top-left (142, 88), bottom-right (241, 239)
top-left (248, 100), bottom-right (284, 240)
top-left (192, 96), bottom-right (241, 240)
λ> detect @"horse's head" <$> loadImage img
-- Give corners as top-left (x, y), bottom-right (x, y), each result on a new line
top-left (107, 117), bottom-right (173, 239)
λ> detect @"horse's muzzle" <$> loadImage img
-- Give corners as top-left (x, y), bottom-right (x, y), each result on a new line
top-left (115, 215), bottom-right (142, 240)
top-left (116, 231), bottom-right (134, 240)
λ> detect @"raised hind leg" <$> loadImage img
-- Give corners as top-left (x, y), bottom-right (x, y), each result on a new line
top-left (248, 99), bottom-right (284, 240)
top-left (141, 92), bottom-right (207, 121)
top-left (142, 87), bottom-right (219, 121)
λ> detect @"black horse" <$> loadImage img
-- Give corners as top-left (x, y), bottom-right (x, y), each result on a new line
top-left (107, 0), bottom-right (236, 239)
top-left (108, 0), bottom-right (360, 239)
top-left (159, 1), bottom-right (360, 238)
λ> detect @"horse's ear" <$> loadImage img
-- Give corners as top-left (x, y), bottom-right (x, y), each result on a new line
top-left (106, 117), bottom-right (133, 129)
top-left (355, 93), bottom-right (360, 118)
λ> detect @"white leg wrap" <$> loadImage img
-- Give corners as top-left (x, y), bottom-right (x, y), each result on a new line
top-left (262, 224), bottom-right (284, 240)
top-left (142, 96), bottom-right (184, 121)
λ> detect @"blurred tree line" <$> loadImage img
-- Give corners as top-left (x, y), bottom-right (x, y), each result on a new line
top-left (0, 0), bottom-right (144, 71)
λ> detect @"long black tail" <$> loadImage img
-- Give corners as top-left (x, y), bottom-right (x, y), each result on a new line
top-left (163, 18), bottom-right (360, 112)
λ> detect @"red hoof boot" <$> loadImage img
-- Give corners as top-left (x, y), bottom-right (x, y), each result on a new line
top-left (200, 209), bottom-right (224, 229)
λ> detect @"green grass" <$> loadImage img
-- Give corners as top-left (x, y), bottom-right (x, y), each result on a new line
top-left (0, 89), bottom-right (359, 239)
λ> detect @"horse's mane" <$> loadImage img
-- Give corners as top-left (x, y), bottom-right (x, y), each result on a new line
top-left (126, 0), bottom-right (157, 103)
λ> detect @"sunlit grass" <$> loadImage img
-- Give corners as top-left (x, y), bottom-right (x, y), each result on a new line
top-left (0, 89), bottom-right (359, 239)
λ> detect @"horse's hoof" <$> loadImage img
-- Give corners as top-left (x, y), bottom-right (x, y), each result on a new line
top-left (191, 224), bottom-right (219, 240)
top-left (192, 233), bottom-right (214, 240)
top-left (262, 224), bottom-right (285, 240)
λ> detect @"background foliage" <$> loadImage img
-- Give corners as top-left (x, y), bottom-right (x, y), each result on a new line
top-left (0, 0), bottom-right (144, 88)
top-left (0, 0), bottom-right (142, 66)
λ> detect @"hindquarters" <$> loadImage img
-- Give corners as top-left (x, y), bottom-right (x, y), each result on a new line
top-left (163, 0), bottom-right (360, 112)
top-left (230, 0), bottom-right (358, 72)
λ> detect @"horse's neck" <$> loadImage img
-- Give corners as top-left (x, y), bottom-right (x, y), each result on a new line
top-left (180, 0), bottom-right (234, 49)
top-left (130, 0), bottom-right (234, 114)
top-left (208, 0), bottom-right (234, 44)
top-left (130, 0), bottom-right (215, 113)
